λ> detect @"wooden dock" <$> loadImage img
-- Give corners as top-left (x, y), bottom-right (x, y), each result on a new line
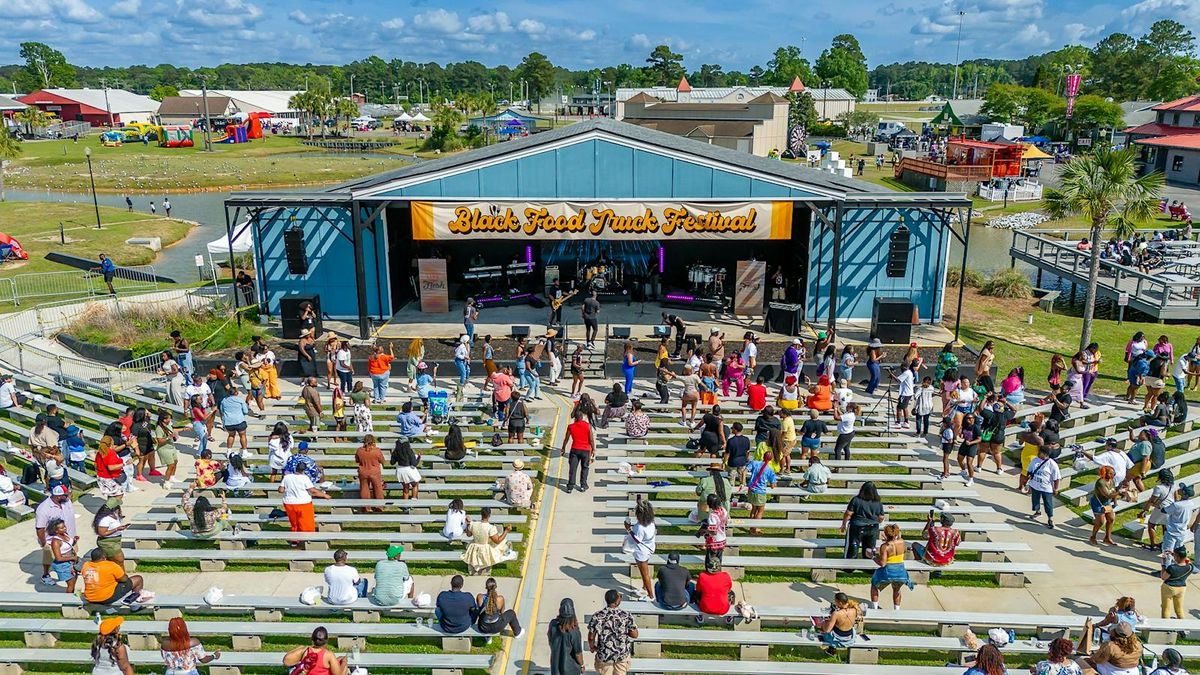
top-left (300, 139), bottom-right (403, 152)
top-left (1009, 231), bottom-right (1200, 322)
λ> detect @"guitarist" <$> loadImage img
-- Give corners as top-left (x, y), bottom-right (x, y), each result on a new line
top-left (548, 278), bottom-right (576, 326)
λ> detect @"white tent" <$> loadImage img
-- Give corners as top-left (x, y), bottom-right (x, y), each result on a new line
top-left (411, 112), bottom-right (430, 122)
top-left (395, 111), bottom-right (412, 122)
top-left (206, 220), bottom-right (254, 256)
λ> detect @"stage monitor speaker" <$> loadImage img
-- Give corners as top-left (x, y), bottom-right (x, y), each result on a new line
top-left (652, 325), bottom-right (670, 338)
top-left (283, 227), bottom-right (308, 275)
top-left (886, 225), bottom-right (911, 278)
top-left (279, 295), bottom-right (322, 340)
top-left (510, 325), bottom-right (530, 338)
top-left (873, 296), bottom-right (913, 324)
top-left (612, 326), bottom-right (631, 339)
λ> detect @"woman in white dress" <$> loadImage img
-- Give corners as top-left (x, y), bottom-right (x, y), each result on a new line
top-left (462, 506), bottom-right (516, 575)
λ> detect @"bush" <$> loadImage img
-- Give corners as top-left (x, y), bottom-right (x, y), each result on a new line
top-left (946, 266), bottom-right (984, 288)
top-left (980, 269), bottom-right (1033, 299)
top-left (66, 302), bottom-right (264, 359)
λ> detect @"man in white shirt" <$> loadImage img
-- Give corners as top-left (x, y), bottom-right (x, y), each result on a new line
top-left (1173, 354), bottom-right (1189, 394)
top-left (453, 336), bottom-right (471, 388)
top-left (0, 375), bottom-right (18, 409)
top-left (323, 549), bottom-right (366, 605)
top-left (891, 366), bottom-right (915, 430)
top-left (334, 344), bottom-right (354, 393)
top-left (742, 333), bottom-right (759, 378)
top-left (1088, 439), bottom-right (1134, 487)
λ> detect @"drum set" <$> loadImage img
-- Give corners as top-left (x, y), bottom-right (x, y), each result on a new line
top-left (580, 262), bottom-right (625, 293)
top-left (687, 263), bottom-right (726, 297)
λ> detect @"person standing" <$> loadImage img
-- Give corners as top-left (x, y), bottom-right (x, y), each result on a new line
top-left (300, 377), bottom-right (322, 433)
top-left (1160, 547), bottom-right (1192, 619)
top-left (841, 482), bottom-right (885, 559)
top-left (454, 334), bottom-right (471, 391)
top-left (548, 278), bottom-right (565, 325)
top-left (587, 589), bottom-right (637, 675)
top-left (35, 485), bottom-right (76, 586)
top-left (355, 434), bottom-right (386, 512)
top-left (742, 332), bottom-right (759, 379)
top-left (662, 313), bottom-right (686, 357)
top-left (781, 338), bottom-right (803, 381)
top-left (561, 410), bottom-right (595, 494)
top-left (865, 339), bottom-right (883, 396)
top-left (581, 290), bottom-right (600, 350)
top-left (463, 298), bottom-right (479, 345)
top-left (96, 254), bottom-right (117, 296)
top-left (1027, 446), bottom-right (1061, 529)
top-left (334, 340), bottom-right (354, 393)
top-left (124, 195), bottom-right (133, 211)
top-left (832, 402), bottom-right (858, 461)
top-left (405, 338), bottom-right (424, 393)
top-left (162, 197), bottom-right (172, 218)
top-left (297, 329), bottom-right (318, 381)
top-left (744, 451), bottom-right (777, 534)
top-left (367, 342), bottom-right (395, 402)
top-left (549, 598), bottom-right (585, 675)
top-left (149, 201), bottom-right (156, 215)
top-left (278, 465), bottom-right (331, 533)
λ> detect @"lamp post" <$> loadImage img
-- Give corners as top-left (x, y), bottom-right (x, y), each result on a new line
top-left (820, 80), bottom-right (829, 120)
top-left (83, 146), bottom-right (101, 229)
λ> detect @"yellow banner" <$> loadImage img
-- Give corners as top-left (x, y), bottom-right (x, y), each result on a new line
top-left (411, 201), bottom-right (792, 240)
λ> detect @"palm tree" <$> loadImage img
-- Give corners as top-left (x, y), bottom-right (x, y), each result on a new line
top-left (14, 105), bottom-right (51, 136)
top-left (1043, 146), bottom-right (1163, 351)
top-left (0, 132), bottom-right (21, 201)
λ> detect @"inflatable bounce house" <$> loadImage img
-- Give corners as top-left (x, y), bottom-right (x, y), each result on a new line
top-left (99, 130), bottom-right (123, 147)
top-left (0, 232), bottom-right (29, 263)
top-left (214, 112), bottom-right (267, 144)
top-left (159, 125), bottom-right (194, 148)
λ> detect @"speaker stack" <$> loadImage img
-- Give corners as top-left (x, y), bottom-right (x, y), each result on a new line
top-left (871, 297), bottom-right (914, 344)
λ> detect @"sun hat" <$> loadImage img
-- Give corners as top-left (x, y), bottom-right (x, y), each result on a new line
top-left (460, 335), bottom-right (470, 343)
top-left (868, 339), bottom-right (883, 349)
top-left (386, 544), bottom-right (405, 559)
top-left (47, 463), bottom-right (64, 480)
top-left (792, 338), bottom-right (803, 345)
top-left (98, 616), bottom-right (124, 635)
top-left (300, 328), bottom-right (313, 337)
top-left (816, 331), bottom-right (827, 339)
top-left (512, 459), bottom-right (525, 470)
top-left (1110, 622), bottom-right (1133, 638)
top-left (710, 328), bottom-right (720, 334)
top-left (708, 461), bottom-right (724, 471)
top-left (417, 361), bottom-right (427, 370)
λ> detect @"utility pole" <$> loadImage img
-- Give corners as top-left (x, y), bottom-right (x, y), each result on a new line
top-left (952, 9), bottom-right (965, 100)
top-left (200, 75), bottom-right (213, 152)
top-left (99, 78), bottom-right (115, 127)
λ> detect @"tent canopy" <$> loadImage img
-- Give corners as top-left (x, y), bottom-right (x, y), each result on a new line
top-left (411, 112), bottom-right (430, 122)
top-left (395, 112), bottom-right (412, 122)
top-left (206, 220), bottom-right (254, 256)
top-left (930, 101), bottom-right (964, 127)
top-left (1020, 143), bottom-right (1053, 160)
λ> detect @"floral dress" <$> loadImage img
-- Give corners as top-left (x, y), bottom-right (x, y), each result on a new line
top-left (161, 643), bottom-right (207, 675)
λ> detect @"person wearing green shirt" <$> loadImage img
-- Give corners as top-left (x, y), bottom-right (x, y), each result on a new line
top-left (694, 463), bottom-right (733, 521)
top-left (371, 545), bottom-right (416, 606)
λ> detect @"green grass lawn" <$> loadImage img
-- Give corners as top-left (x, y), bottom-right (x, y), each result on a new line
top-left (0, 201), bottom-right (191, 277)
top-left (3, 132), bottom-right (408, 193)
top-left (951, 289), bottom-right (1200, 401)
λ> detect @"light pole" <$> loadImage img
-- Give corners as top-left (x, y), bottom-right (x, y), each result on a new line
top-left (952, 9), bottom-right (965, 100)
top-left (820, 80), bottom-right (829, 120)
top-left (83, 147), bottom-right (101, 229)
top-left (199, 74), bottom-right (213, 152)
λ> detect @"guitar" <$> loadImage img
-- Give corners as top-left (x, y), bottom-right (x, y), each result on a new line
top-left (551, 288), bottom-right (579, 310)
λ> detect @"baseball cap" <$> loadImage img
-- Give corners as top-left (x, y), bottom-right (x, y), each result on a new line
top-left (792, 338), bottom-right (803, 345)
top-left (34, 413), bottom-right (47, 424)
top-left (49, 484), bottom-right (68, 497)
top-left (417, 361), bottom-right (427, 370)
top-left (667, 551), bottom-right (681, 564)
top-left (98, 616), bottom-right (124, 635)
top-left (298, 441), bottom-right (310, 453)
top-left (386, 544), bottom-right (405, 559)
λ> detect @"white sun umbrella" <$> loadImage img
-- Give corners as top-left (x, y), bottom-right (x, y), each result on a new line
top-left (396, 111), bottom-right (412, 122)
top-left (411, 111), bottom-right (430, 122)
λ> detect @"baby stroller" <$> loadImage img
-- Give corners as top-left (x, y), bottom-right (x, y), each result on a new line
top-left (427, 390), bottom-right (450, 424)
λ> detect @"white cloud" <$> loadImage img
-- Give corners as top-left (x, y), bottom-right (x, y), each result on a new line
top-left (629, 33), bottom-right (651, 49)
top-left (109, 0), bottom-right (141, 19)
top-left (184, 0), bottom-right (263, 29)
top-left (1114, 0), bottom-right (1200, 32)
top-left (413, 9), bottom-right (461, 34)
top-left (381, 17), bottom-right (405, 31)
top-left (576, 29), bottom-right (596, 41)
top-left (0, 0), bottom-right (44, 19)
top-left (467, 11), bottom-right (512, 33)
top-left (289, 9), bottom-right (314, 26)
top-left (58, 0), bottom-right (104, 24)
top-left (517, 19), bottom-right (546, 35)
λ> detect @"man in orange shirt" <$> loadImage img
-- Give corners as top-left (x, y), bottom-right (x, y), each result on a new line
top-left (368, 343), bottom-right (396, 402)
top-left (81, 548), bottom-right (144, 606)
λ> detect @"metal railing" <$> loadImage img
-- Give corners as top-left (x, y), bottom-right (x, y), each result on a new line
top-left (977, 183), bottom-right (1043, 202)
top-left (0, 265), bottom-right (161, 306)
top-left (1010, 231), bottom-right (1200, 312)
top-left (895, 157), bottom-right (994, 181)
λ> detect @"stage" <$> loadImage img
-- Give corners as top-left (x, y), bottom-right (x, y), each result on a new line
top-left (325, 300), bottom-right (954, 346)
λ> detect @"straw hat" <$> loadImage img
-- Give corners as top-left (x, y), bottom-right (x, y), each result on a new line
top-left (512, 459), bottom-right (525, 470)
top-left (300, 328), bottom-right (313, 337)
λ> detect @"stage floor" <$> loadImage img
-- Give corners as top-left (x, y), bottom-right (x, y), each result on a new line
top-left (324, 300), bottom-right (954, 346)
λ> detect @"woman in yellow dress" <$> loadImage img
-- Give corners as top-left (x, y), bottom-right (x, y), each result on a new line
top-left (462, 507), bottom-right (517, 575)
top-left (406, 338), bottom-right (424, 392)
top-left (1017, 415), bottom-right (1046, 494)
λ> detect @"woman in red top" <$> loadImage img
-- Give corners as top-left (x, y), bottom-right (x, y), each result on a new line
top-left (560, 410), bottom-right (594, 493)
top-left (695, 556), bottom-right (734, 616)
top-left (95, 422), bottom-right (126, 499)
top-left (746, 376), bottom-right (768, 411)
top-left (282, 627), bottom-right (346, 675)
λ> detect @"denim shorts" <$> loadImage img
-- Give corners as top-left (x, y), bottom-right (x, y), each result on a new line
top-left (50, 560), bottom-right (74, 582)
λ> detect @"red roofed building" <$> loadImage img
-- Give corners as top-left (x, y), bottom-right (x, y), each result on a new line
top-left (1129, 94), bottom-right (1200, 186)
top-left (17, 88), bottom-right (158, 127)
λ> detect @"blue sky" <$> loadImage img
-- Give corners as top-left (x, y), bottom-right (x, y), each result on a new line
top-left (0, 0), bottom-right (1197, 71)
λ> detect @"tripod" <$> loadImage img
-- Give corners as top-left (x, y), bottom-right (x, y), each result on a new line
top-left (865, 372), bottom-right (895, 429)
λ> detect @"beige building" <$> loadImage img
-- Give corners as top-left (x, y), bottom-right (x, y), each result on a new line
top-left (616, 77), bottom-right (855, 122)
top-left (617, 78), bottom-right (793, 156)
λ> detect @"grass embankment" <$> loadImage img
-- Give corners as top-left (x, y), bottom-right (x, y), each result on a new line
top-left (3, 133), bottom-right (407, 193)
top-left (67, 303), bottom-right (264, 359)
top-left (950, 289), bottom-right (1200, 402)
top-left (0, 202), bottom-right (190, 277)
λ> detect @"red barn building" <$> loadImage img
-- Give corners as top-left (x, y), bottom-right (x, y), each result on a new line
top-left (17, 88), bottom-right (158, 127)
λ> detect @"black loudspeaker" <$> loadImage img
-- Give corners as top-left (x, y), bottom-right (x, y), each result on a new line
top-left (872, 296), bottom-right (913, 344)
top-left (612, 326), bottom-right (631, 339)
top-left (886, 225), bottom-right (911, 278)
top-left (283, 226), bottom-right (308, 275)
top-left (511, 325), bottom-right (530, 338)
top-left (652, 325), bottom-right (670, 338)
top-left (280, 295), bottom-right (321, 339)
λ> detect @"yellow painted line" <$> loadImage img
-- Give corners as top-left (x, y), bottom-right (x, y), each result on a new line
top-left (495, 398), bottom-right (563, 675)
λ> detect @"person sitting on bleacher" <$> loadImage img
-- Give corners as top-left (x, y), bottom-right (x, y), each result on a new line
top-left (599, 383), bottom-right (629, 429)
top-left (372, 544), bottom-right (417, 606)
top-left (436, 574), bottom-right (479, 634)
top-left (799, 455), bottom-right (832, 494)
top-left (655, 551), bottom-right (693, 611)
top-left (624, 401), bottom-right (650, 439)
top-left (805, 375), bottom-right (833, 412)
top-left (0, 374), bottom-right (19, 410)
top-left (28, 413), bottom-right (61, 470)
top-left (1075, 618), bottom-right (1143, 675)
top-left (912, 511), bottom-right (961, 567)
top-left (746, 375), bottom-right (768, 412)
top-left (693, 556), bottom-right (734, 620)
top-left (323, 549), bottom-right (367, 605)
top-left (283, 442), bottom-right (324, 485)
top-left (81, 547), bottom-right (145, 609)
top-left (815, 592), bottom-right (863, 655)
top-left (503, 459), bottom-right (533, 509)
top-left (395, 401), bottom-right (427, 438)
top-left (63, 424), bottom-right (86, 473)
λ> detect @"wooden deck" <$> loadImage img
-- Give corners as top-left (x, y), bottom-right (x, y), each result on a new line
top-left (1009, 231), bottom-right (1200, 322)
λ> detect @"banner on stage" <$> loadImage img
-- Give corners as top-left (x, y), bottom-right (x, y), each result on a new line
top-left (734, 260), bottom-right (767, 315)
top-left (410, 201), bottom-right (792, 241)
top-left (417, 258), bottom-right (449, 313)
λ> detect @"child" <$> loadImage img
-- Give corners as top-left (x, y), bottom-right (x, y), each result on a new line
top-left (700, 371), bottom-right (719, 407)
top-left (63, 425), bottom-right (87, 473)
top-left (939, 416), bottom-right (956, 480)
top-left (834, 378), bottom-right (854, 409)
top-left (914, 377), bottom-right (936, 438)
top-left (332, 387), bottom-right (347, 440)
top-left (778, 409), bottom-right (796, 475)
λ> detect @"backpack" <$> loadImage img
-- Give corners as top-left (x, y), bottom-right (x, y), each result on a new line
top-left (491, 433), bottom-right (503, 447)
top-left (20, 462), bottom-right (41, 486)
